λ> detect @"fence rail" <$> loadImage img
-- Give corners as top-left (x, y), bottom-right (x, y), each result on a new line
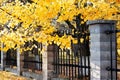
top-left (23, 53), bottom-right (42, 71)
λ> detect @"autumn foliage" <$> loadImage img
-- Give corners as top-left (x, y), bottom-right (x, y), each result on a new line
top-left (0, 0), bottom-right (119, 52)
top-left (0, 71), bottom-right (29, 80)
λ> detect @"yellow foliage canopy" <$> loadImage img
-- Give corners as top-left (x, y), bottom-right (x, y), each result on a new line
top-left (0, 0), bottom-right (119, 52)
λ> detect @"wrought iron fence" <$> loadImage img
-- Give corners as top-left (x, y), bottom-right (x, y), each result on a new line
top-left (23, 42), bottom-right (43, 71)
top-left (6, 49), bottom-right (17, 66)
top-left (23, 53), bottom-right (42, 71)
top-left (105, 27), bottom-right (120, 80)
top-left (53, 15), bottom-right (90, 80)
top-left (4, 41), bottom-right (43, 71)
top-left (53, 46), bottom-right (90, 80)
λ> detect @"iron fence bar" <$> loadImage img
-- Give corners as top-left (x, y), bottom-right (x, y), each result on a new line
top-left (84, 56), bottom-right (86, 78)
top-left (110, 26), bottom-right (113, 79)
top-left (114, 26), bottom-right (117, 80)
top-left (65, 51), bottom-right (66, 75)
top-left (69, 51), bottom-right (71, 80)
top-left (56, 47), bottom-right (59, 74)
top-left (6, 59), bottom-right (17, 61)
top-left (106, 27), bottom-right (118, 79)
top-left (40, 43), bottom-right (43, 51)
top-left (63, 49), bottom-right (65, 75)
top-left (80, 46), bottom-right (83, 79)
top-left (84, 26), bottom-right (87, 79)
top-left (65, 50), bottom-right (67, 76)
top-left (22, 60), bottom-right (42, 63)
top-left (88, 56), bottom-right (90, 80)
top-left (78, 52), bottom-right (80, 79)
top-left (40, 54), bottom-right (42, 70)
top-left (61, 49), bottom-right (62, 75)
top-left (55, 47), bottom-right (57, 74)
top-left (40, 43), bottom-right (43, 71)
top-left (55, 48), bottom-right (57, 74)
top-left (52, 63), bottom-right (90, 68)
top-left (61, 49), bottom-right (62, 74)
top-left (106, 67), bottom-right (120, 72)
top-left (72, 52), bottom-right (74, 80)
top-left (87, 25), bottom-right (90, 80)
top-left (75, 53), bottom-right (77, 78)
top-left (38, 54), bottom-right (40, 71)
top-left (105, 29), bottom-right (120, 34)
top-left (53, 45), bottom-right (56, 73)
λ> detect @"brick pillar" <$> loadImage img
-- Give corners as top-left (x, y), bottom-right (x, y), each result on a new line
top-left (42, 44), bottom-right (56, 80)
top-left (87, 20), bottom-right (117, 80)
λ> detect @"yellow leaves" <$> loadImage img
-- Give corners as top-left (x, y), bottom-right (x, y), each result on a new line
top-left (0, 0), bottom-right (4, 3)
top-left (55, 35), bottom-right (72, 49)
top-left (22, 22), bottom-right (30, 29)
top-left (73, 39), bottom-right (78, 44)
top-left (80, 38), bottom-right (84, 43)
top-left (106, 0), bottom-right (120, 3)
top-left (44, 26), bottom-right (55, 34)
top-left (0, 71), bottom-right (27, 80)
top-left (0, 30), bottom-right (25, 52)
top-left (57, 4), bottom-right (78, 22)
top-left (80, 1), bottom-right (119, 21)
top-left (0, 0), bottom-right (119, 51)
top-left (45, 0), bottom-right (56, 3)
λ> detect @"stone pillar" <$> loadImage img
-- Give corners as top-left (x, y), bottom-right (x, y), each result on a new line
top-left (17, 48), bottom-right (24, 75)
top-left (17, 48), bottom-right (20, 75)
top-left (87, 20), bottom-right (117, 80)
top-left (1, 43), bottom-right (6, 70)
top-left (42, 44), bottom-right (56, 80)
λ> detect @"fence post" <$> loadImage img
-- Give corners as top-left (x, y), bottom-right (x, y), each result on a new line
top-left (1, 43), bottom-right (6, 70)
top-left (17, 48), bottom-right (24, 76)
top-left (87, 20), bottom-right (117, 80)
top-left (42, 44), bottom-right (56, 80)
top-left (17, 48), bottom-right (20, 75)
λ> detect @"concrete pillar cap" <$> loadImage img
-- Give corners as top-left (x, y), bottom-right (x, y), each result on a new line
top-left (87, 20), bottom-right (117, 25)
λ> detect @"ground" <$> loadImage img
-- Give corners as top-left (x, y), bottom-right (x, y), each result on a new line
top-left (0, 71), bottom-right (30, 80)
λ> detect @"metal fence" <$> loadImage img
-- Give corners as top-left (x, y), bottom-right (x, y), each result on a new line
top-left (53, 17), bottom-right (90, 80)
top-left (53, 47), bottom-right (90, 80)
top-left (53, 24), bottom-right (90, 80)
top-left (23, 42), bottom-right (43, 71)
top-left (6, 49), bottom-right (17, 66)
top-left (4, 41), bottom-right (43, 71)
top-left (105, 27), bottom-right (120, 80)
